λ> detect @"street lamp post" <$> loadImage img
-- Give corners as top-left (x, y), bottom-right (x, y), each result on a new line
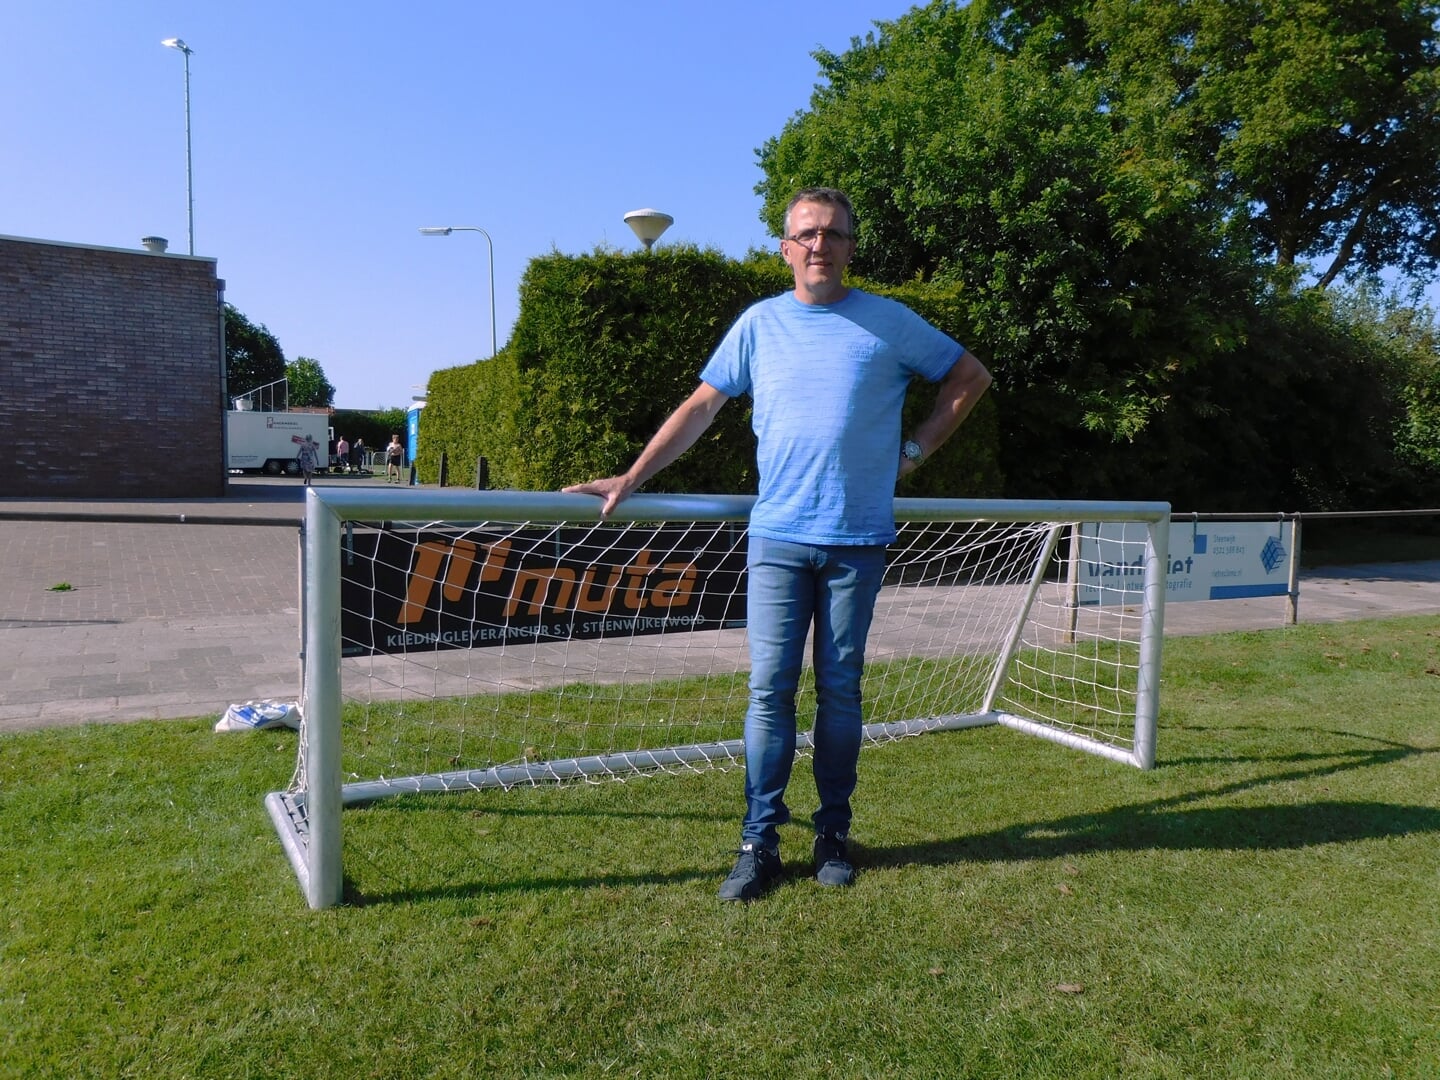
top-left (161, 37), bottom-right (195, 255)
top-left (419, 226), bottom-right (497, 358)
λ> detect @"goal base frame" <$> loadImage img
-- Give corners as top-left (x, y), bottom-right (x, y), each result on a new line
top-left (273, 489), bottom-right (1169, 909)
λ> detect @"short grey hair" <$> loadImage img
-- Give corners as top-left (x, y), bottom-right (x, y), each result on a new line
top-left (783, 187), bottom-right (855, 238)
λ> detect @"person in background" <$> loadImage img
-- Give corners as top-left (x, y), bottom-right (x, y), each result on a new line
top-left (386, 434), bottom-right (404, 483)
top-left (335, 434), bottom-right (350, 473)
top-left (564, 186), bottom-right (992, 901)
top-left (297, 436), bottom-right (320, 487)
top-left (352, 436), bottom-right (365, 472)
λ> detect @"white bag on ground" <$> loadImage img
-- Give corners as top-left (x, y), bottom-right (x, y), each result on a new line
top-left (215, 700), bottom-right (301, 732)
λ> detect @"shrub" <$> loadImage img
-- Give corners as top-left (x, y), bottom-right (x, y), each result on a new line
top-left (423, 246), bottom-right (1003, 498)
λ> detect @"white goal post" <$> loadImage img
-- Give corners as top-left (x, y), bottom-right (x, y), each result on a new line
top-left (268, 489), bottom-right (1170, 909)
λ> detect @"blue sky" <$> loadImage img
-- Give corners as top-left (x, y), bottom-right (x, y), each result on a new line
top-left (10, 3), bottom-right (1433, 412)
top-left (2, 0), bottom-right (923, 409)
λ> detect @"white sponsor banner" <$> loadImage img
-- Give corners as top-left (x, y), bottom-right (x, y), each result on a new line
top-left (1077, 520), bottom-right (1293, 605)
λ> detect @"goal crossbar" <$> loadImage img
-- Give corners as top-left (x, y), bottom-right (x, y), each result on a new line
top-left (271, 489), bottom-right (1170, 909)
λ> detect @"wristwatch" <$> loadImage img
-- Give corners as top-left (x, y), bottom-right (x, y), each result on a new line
top-left (901, 439), bottom-right (924, 465)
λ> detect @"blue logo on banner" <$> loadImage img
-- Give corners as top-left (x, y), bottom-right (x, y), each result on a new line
top-left (1260, 535), bottom-right (1287, 574)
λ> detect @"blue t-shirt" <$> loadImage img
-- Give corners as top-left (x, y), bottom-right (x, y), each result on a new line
top-left (700, 289), bottom-right (962, 545)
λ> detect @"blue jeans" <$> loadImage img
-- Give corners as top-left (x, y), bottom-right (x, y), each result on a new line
top-left (741, 536), bottom-right (888, 850)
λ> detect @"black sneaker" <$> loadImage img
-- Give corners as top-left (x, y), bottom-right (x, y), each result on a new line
top-left (813, 831), bottom-right (856, 887)
top-left (717, 841), bottom-right (783, 901)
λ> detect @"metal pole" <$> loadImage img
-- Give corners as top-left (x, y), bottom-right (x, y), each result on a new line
top-left (182, 47), bottom-right (193, 255)
top-left (218, 279), bottom-right (228, 491)
top-left (457, 226), bottom-right (497, 357)
top-left (302, 491), bottom-right (344, 909)
top-left (1134, 513), bottom-right (1170, 770)
top-left (419, 226), bottom-right (496, 357)
top-left (163, 39), bottom-right (195, 255)
top-left (980, 523), bottom-right (1067, 716)
top-left (482, 229), bottom-right (495, 356)
top-left (1287, 514), bottom-right (1303, 625)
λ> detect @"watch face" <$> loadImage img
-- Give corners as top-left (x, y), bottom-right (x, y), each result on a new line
top-left (902, 440), bottom-right (923, 462)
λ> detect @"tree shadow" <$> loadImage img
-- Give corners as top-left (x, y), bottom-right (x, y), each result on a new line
top-left (1156, 724), bottom-right (1427, 771)
top-left (346, 863), bottom-right (721, 908)
top-left (867, 799), bottom-right (1440, 871)
top-left (342, 727), bottom-right (1438, 906)
top-left (343, 797), bottom-right (735, 906)
top-left (870, 727), bottom-right (1440, 870)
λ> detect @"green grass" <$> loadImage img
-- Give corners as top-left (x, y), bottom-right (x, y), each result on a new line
top-left (344, 656), bottom-right (1011, 779)
top-left (4, 616), bottom-right (1440, 1078)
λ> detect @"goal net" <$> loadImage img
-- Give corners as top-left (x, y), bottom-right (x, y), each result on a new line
top-left (268, 490), bottom-right (1169, 908)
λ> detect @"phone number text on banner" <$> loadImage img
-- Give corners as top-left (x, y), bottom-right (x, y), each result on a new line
top-left (1076, 520), bottom-right (1294, 605)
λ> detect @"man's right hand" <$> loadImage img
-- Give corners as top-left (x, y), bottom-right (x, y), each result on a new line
top-left (563, 476), bottom-right (635, 518)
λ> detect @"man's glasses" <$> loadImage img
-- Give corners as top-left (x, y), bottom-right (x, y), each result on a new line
top-left (784, 227), bottom-right (854, 248)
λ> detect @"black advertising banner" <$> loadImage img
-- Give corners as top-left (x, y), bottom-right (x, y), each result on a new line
top-left (339, 524), bottom-right (749, 656)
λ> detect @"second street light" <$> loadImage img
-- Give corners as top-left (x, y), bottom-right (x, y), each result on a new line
top-left (161, 37), bottom-right (195, 256)
top-left (419, 225), bottom-right (497, 358)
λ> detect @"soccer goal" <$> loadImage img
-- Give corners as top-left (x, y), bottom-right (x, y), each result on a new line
top-left (267, 489), bottom-right (1170, 909)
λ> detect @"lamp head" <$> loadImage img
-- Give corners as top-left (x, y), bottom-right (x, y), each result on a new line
top-left (623, 208), bottom-right (674, 251)
top-left (162, 38), bottom-right (193, 54)
top-left (419, 227), bottom-right (454, 237)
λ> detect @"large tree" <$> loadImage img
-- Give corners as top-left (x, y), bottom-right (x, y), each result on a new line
top-left (754, 0), bottom-right (1440, 477)
top-left (761, 0), bottom-right (1440, 288)
top-left (223, 304), bottom-right (286, 400)
top-left (757, 0), bottom-right (1259, 442)
top-left (285, 356), bottom-right (336, 408)
top-left (754, 0), bottom-right (1440, 426)
top-left (1077, 0), bottom-right (1440, 287)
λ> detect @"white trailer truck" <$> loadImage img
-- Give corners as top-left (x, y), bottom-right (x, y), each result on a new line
top-left (226, 409), bottom-right (332, 475)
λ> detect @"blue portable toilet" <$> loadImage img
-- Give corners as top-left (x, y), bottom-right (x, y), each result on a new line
top-left (406, 401), bottom-right (425, 468)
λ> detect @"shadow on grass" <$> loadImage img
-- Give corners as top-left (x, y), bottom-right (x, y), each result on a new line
top-left (341, 727), bottom-right (1437, 905)
top-left (344, 859), bottom-right (724, 908)
top-left (342, 797), bottom-right (735, 906)
top-left (1157, 724), bottom-right (1430, 771)
top-left (360, 796), bottom-right (729, 824)
top-left (868, 799), bottom-right (1440, 871)
top-left (872, 727), bottom-right (1440, 869)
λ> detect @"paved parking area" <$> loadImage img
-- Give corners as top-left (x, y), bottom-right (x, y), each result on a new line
top-left (2, 479), bottom-right (1437, 733)
top-left (3, 478), bottom-right (313, 731)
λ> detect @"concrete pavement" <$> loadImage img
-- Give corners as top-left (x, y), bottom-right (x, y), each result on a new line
top-left (3, 477), bottom-right (319, 732)
top-left (2, 478), bottom-right (1437, 733)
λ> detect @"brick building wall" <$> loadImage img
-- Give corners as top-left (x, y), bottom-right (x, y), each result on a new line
top-left (0, 234), bottom-right (224, 498)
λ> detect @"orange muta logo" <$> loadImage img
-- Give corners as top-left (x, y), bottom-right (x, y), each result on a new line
top-left (396, 538), bottom-right (699, 625)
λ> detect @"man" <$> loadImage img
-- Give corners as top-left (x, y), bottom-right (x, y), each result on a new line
top-left (565, 187), bottom-right (991, 900)
top-left (336, 435), bottom-right (350, 473)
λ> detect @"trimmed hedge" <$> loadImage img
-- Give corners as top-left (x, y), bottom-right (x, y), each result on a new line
top-left (418, 245), bottom-right (1003, 498)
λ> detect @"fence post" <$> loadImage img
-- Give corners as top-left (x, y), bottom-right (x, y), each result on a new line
top-left (1287, 514), bottom-right (1302, 624)
top-left (475, 456), bottom-right (489, 490)
top-left (1064, 522), bottom-right (1081, 643)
